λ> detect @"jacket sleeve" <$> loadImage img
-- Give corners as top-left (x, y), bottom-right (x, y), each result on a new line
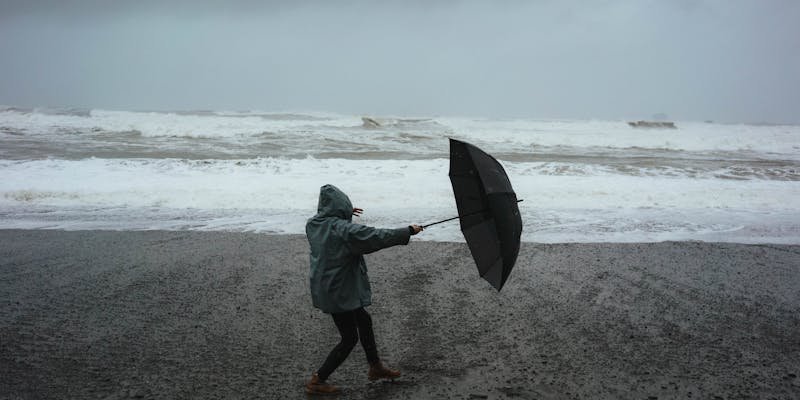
top-left (338, 222), bottom-right (411, 255)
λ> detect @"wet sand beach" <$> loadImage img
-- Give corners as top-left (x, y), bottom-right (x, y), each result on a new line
top-left (1, 230), bottom-right (799, 399)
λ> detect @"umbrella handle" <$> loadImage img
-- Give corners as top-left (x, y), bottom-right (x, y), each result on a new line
top-left (422, 199), bottom-right (523, 228)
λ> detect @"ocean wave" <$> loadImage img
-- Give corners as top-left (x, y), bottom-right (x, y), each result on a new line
top-left (4, 190), bottom-right (81, 202)
top-left (1, 157), bottom-right (798, 212)
top-left (2, 107), bottom-right (800, 158)
top-left (35, 107), bottom-right (93, 117)
top-left (0, 108), bottom-right (365, 138)
top-left (0, 106), bottom-right (35, 114)
top-left (1, 155), bottom-right (798, 243)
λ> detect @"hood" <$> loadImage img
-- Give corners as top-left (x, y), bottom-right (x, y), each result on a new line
top-left (315, 184), bottom-right (353, 221)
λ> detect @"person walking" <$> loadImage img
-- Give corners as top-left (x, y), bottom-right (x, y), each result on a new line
top-left (305, 184), bottom-right (423, 395)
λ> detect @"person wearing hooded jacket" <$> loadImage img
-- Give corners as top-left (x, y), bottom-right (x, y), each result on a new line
top-left (305, 184), bottom-right (423, 395)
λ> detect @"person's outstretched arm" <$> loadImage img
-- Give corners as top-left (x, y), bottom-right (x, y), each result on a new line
top-left (337, 222), bottom-right (423, 255)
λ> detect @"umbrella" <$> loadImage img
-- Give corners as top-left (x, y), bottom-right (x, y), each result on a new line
top-left (424, 138), bottom-right (523, 291)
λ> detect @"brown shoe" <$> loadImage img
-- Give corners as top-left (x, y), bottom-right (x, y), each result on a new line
top-left (305, 373), bottom-right (340, 395)
top-left (368, 361), bottom-right (401, 381)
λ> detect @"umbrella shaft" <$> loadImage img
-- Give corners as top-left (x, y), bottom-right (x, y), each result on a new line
top-left (422, 199), bottom-right (523, 228)
top-left (422, 215), bottom-right (462, 228)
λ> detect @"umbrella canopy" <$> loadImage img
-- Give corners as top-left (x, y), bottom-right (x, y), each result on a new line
top-left (448, 138), bottom-right (522, 291)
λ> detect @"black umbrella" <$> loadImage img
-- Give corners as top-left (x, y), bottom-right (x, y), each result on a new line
top-left (424, 138), bottom-right (523, 291)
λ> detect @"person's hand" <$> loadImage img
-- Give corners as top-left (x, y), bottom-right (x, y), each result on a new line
top-left (409, 224), bottom-right (423, 235)
top-left (352, 208), bottom-right (363, 217)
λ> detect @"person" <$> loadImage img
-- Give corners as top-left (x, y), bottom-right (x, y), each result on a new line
top-left (305, 184), bottom-right (423, 395)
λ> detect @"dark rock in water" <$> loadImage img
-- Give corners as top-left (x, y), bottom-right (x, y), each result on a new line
top-left (361, 116), bottom-right (381, 128)
top-left (628, 120), bottom-right (677, 129)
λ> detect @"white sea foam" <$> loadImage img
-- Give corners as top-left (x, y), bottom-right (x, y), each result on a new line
top-left (1, 157), bottom-right (798, 242)
top-left (3, 157), bottom-right (797, 210)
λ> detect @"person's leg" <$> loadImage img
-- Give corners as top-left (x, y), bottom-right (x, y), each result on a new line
top-left (316, 310), bottom-right (359, 381)
top-left (354, 307), bottom-right (402, 381)
top-left (353, 307), bottom-right (379, 364)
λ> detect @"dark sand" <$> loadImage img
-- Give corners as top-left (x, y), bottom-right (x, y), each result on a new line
top-left (1, 230), bottom-right (799, 399)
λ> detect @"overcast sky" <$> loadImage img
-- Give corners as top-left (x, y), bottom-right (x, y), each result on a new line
top-left (1, 0), bottom-right (798, 122)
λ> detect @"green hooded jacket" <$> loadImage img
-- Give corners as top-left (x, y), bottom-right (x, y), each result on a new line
top-left (306, 184), bottom-right (411, 314)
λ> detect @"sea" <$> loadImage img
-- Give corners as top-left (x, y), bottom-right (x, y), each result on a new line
top-left (1, 106), bottom-right (799, 244)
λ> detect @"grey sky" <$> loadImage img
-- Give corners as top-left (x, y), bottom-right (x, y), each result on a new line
top-left (1, 0), bottom-right (798, 122)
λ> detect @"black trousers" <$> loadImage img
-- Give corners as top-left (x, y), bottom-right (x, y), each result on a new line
top-left (316, 307), bottom-right (380, 380)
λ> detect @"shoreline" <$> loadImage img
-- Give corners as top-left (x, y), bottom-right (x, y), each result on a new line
top-left (1, 230), bottom-right (799, 399)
